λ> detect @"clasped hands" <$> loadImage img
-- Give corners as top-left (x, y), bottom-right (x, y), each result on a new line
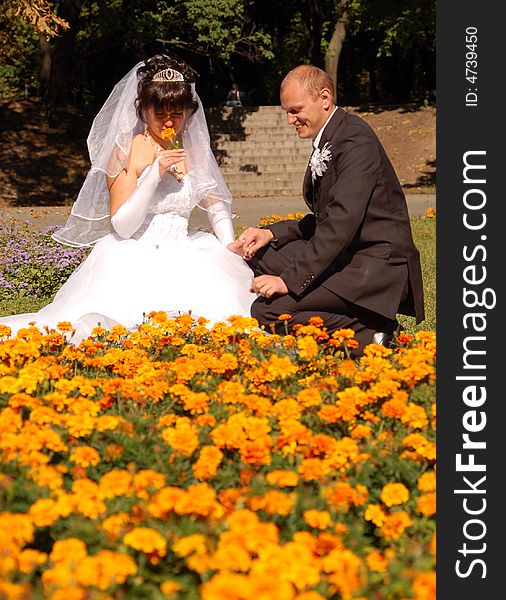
top-left (227, 227), bottom-right (288, 298)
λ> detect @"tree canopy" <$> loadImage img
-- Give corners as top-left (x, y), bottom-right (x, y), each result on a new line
top-left (0, 0), bottom-right (435, 108)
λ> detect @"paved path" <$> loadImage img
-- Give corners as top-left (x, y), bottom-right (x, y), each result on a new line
top-left (0, 193), bottom-right (435, 232)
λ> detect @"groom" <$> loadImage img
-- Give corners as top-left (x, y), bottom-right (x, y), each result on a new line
top-left (234, 64), bottom-right (425, 351)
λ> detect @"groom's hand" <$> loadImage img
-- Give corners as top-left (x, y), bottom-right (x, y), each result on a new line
top-left (238, 227), bottom-right (274, 259)
top-left (251, 275), bottom-right (288, 298)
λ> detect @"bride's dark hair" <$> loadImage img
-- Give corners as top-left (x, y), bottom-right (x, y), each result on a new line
top-left (135, 54), bottom-right (199, 121)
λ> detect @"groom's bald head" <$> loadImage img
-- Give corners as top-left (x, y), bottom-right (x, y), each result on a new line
top-left (281, 65), bottom-right (335, 102)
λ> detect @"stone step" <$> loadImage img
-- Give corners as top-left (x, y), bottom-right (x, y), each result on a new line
top-left (213, 129), bottom-right (303, 141)
top-left (217, 139), bottom-right (310, 151)
top-left (222, 170), bottom-right (304, 184)
top-left (220, 156), bottom-right (309, 168)
top-left (221, 163), bottom-right (307, 175)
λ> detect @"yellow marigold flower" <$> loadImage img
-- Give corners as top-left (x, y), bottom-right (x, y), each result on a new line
top-left (29, 465), bottom-right (65, 490)
top-left (182, 390), bottom-right (209, 414)
top-left (402, 433), bottom-right (436, 461)
top-left (297, 336), bottom-right (319, 360)
top-left (381, 511), bottom-right (413, 540)
top-left (101, 513), bottom-right (130, 541)
top-left (173, 534), bottom-right (207, 557)
top-left (278, 313), bottom-right (292, 321)
top-left (50, 538), bottom-right (87, 564)
top-left (429, 531), bottom-right (436, 556)
top-left (200, 572), bottom-right (253, 600)
top-left (296, 387), bottom-right (322, 408)
top-left (326, 481), bottom-right (367, 511)
top-left (75, 550), bottom-right (137, 589)
top-left (17, 548), bottom-right (47, 573)
top-left (99, 469), bottom-right (133, 499)
top-left (193, 445), bottom-right (223, 480)
top-left (412, 570), bottom-right (436, 600)
top-left (162, 420), bottom-right (200, 456)
top-left (250, 490), bottom-right (294, 516)
top-left (366, 550), bottom-right (388, 572)
top-left (322, 548), bottom-right (363, 597)
top-left (209, 541), bottom-right (251, 572)
top-left (417, 492), bottom-right (436, 516)
top-left (418, 471), bottom-right (436, 492)
top-left (0, 324), bottom-right (12, 338)
top-left (296, 593), bottom-right (326, 600)
top-left (29, 498), bottom-right (63, 527)
top-left (380, 482), bottom-right (410, 507)
top-left (304, 509), bottom-right (332, 529)
top-left (123, 527), bottom-right (167, 559)
top-left (161, 127), bottom-right (177, 141)
top-left (160, 580), bottom-right (182, 596)
top-left (266, 469), bottom-right (299, 487)
top-left (401, 403), bottom-right (429, 429)
top-left (350, 424), bottom-right (373, 439)
top-left (69, 445), bottom-right (100, 468)
top-left (318, 405), bottom-right (342, 423)
top-left (299, 457), bottom-right (331, 481)
top-left (381, 395), bottom-right (408, 418)
top-left (132, 469), bottom-right (166, 498)
top-left (239, 439), bottom-right (272, 465)
top-left (364, 504), bottom-right (387, 527)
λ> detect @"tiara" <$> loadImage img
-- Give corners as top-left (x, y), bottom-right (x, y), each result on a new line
top-left (152, 68), bottom-right (185, 83)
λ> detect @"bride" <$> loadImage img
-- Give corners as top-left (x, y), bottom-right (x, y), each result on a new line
top-left (0, 55), bottom-right (256, 341)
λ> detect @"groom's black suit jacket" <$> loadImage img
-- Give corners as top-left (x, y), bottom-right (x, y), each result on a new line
top-left (266, 108), bottom-right (425, 323)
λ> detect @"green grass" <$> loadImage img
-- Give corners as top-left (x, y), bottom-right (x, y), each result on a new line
top-left (398, 216), bottom-right (436, 334)
top-left (0, 218), bottom-right (436, 333)
top-left (0, 295), bottom-right (52, 318)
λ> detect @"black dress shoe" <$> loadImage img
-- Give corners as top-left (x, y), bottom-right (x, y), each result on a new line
top-left (371, 319), bottom-right (399, 347)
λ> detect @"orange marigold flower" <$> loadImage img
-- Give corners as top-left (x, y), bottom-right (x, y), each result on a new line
top-left (350, 424), bottom-right (373, 439)
top-left (417, 492), bottom-right (436, 516)
top-left (366, 550), bottom-right (388, 572)
top-left (299, 458), bottom-right (331, 481)
top-left (412, 570), bottom-right (436, 600)
top-left (50, 538), bottom-right (87, 564)
top-left (162, 421), bottom-right (200, 456)
top-left (17, 549), bottom-right (47, 573)
top-left (296, 388), bottom-right (322, 408)
top-left (401, 403), bottom-right (429, 429)
top-left (381, 511), bottom-right (413, 540)
top-left (160, 579), bottom-right (182, 595)
top-left (297, 335), bottom-right (319, 359)
top-left (304, 509), bottom-right (332, 529)
top-left (173, 534), bottom-right (207, 557)
top-left (123, 527), bottom-right (167, 561)
top-left (250, 490), bottom-right (294, 516)
top-left (278, 314), bottom-right (293, 321)
top-left (380, 483), bottom-right (410, 507)
top-left (266, 469), bottom-right (299, 487)
top-left (193, 445), bottom-right (223, 480)
top-left (418, 471), bottom-right (436, 492)
top-left (69, 445), bottom-right (100, 468)
top-left (364, 504), bottom-right (387, 527)
top-left (240, 439), bottom-right (272, 465)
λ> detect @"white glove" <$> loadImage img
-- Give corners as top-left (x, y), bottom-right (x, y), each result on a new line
top-left (110, 160), bottom-right (161, 238)
top-left (205, 201), bottom-right (235, 246)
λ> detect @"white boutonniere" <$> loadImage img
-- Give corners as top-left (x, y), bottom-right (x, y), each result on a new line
top-left (309, 142), bottom-right (332, 181)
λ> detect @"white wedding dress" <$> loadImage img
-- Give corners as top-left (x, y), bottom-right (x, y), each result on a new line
top-left (0, 172), bottom-right (257, 342)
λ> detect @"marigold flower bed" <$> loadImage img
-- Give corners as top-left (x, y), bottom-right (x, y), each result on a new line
top-left (0, 313), bottom-right (436, 599)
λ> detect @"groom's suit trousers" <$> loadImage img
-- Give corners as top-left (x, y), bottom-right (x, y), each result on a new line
top-left (248, 240), bottom-right (396, 352)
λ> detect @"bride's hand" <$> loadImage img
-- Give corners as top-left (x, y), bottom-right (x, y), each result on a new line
top-left (227, 239), bottom-right (246, 256)
top-left (157, 149), bottom-right (186, 178)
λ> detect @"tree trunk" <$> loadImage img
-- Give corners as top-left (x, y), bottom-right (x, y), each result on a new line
top-left (45, 0), bottom-right (83, 107)
top-left (39, 35), bottom-right (52, 98)
top-left (324, 0), bottom-right (347, 96)
top-left (300, 0), bottom-right (324, 68)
